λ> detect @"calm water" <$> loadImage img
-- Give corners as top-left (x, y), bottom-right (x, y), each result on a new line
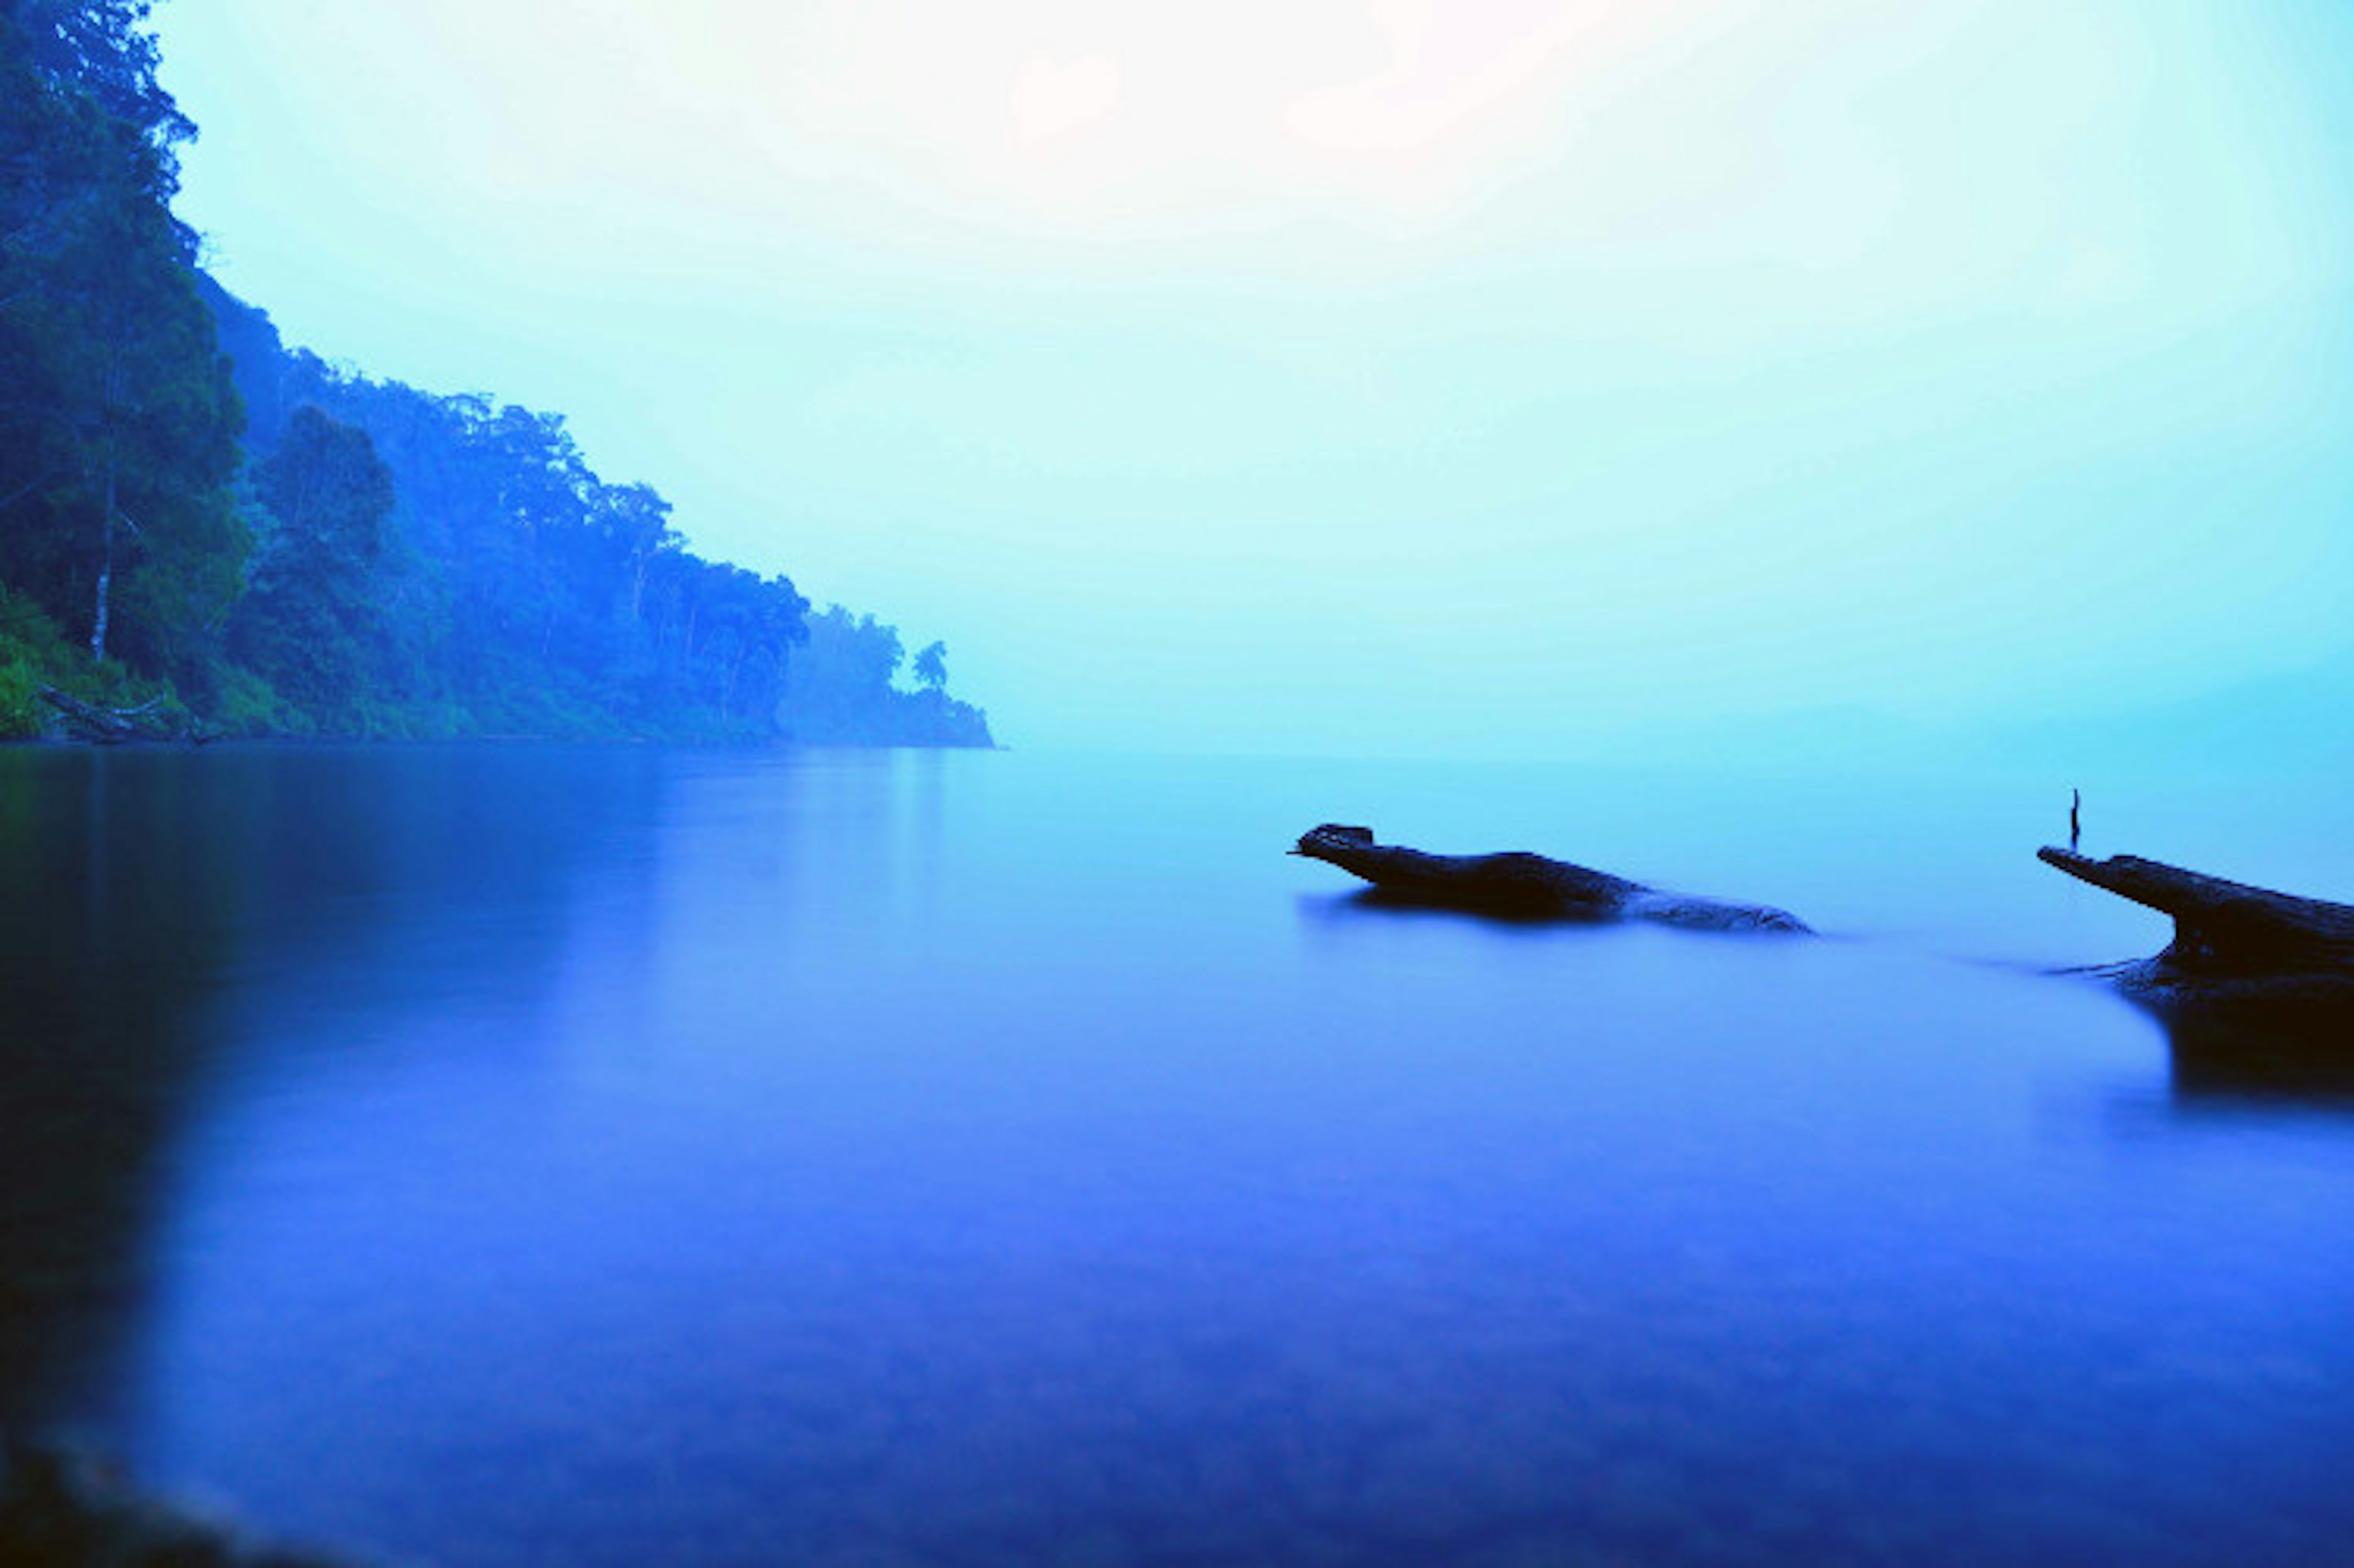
top-left (3, 745), bottom-right (2352, 1564)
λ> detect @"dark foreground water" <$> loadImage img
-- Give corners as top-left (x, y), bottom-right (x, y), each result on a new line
top-left (2, 745), bottom-right (2351, 1564)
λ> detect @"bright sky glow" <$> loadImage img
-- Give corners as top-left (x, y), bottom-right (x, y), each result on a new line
top-left (157, 1), bottom-right (2354, 757)
top-left (1009, 55), bottom-right (1122, 150)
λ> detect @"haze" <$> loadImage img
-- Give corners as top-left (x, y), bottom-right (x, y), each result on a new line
top-left (157, 1), bottom-right (2354, 758)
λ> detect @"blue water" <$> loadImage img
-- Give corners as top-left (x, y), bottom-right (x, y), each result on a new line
top-left (3, 746), bottom-right (2352, 1564)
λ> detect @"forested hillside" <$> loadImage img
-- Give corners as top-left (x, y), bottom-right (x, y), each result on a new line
top-left (1, 1), bottom-right (990, 746)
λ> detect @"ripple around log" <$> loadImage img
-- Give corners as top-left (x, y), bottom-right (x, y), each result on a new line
top-left (1289, 824), bottom-right (1811, 935)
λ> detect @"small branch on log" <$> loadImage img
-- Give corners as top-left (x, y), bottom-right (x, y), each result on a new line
top-left (2039, 846), bottom-right (2354, 1025)
top-left (1292, 824), bottom-right (1811, 934)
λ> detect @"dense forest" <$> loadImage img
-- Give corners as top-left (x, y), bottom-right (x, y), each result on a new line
top-left (1, 0), bottom-right (990, 746)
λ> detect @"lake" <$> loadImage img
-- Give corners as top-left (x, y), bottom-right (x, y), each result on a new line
top-left (3, 745), bottom-right (2351, 1564)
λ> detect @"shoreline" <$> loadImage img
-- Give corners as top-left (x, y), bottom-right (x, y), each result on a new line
top-left (2, 1436), bottom-right (363, 1567)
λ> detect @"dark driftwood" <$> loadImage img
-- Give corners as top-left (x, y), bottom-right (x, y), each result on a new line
top-left (1292, 824), bottom-right (1811, 934)
top-left (2039, 847), bottom-right (2354, 1022)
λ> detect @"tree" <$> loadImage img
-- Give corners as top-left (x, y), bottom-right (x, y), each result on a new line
top-left (64, 202), bottom-right (243, 664)
top-left (1, 1), bottom-right (241, 671)
top-left (4, 0), bottom-right (193, 165)
top-left (912, 639), bottom-right (947, 691)
top-left (227, 405), bottom-right (393, 718)
top-left (5, 4), bottom-right (921, 742)
top-left (604, 481), bottom-right (677, 625)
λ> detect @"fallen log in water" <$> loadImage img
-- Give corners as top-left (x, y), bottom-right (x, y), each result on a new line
top-left (2038, 846), bottom-right (2354, 1026)
top-left (1290, 824), bottom-right (1811, 934)
top-left (37, 683), bottom-right (169, 744)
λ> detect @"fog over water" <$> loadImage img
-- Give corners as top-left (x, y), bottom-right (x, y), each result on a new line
top-left (4, 747), bottom-right (2352, 1563)
top-left (156, 1), bottom-right (2354, 758)
top-left (10, 4), bottom-right (2354, 1562)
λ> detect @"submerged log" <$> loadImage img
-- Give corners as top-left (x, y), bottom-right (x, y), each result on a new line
top-left (2038, 847), bottom-right (2354, 1022)
top-left (1291, 824), bottom-right (1811, 934)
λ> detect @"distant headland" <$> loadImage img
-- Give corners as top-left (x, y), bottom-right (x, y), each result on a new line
top-left (1, 9), bottom-right (990, 749)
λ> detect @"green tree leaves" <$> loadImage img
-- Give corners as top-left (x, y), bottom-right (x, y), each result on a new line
top-left (227, 406), bottom-right (394, 723)
top-left (2, 2), bottom-right (990, 745)
top-left (1, 1), bottom-right (242, 677)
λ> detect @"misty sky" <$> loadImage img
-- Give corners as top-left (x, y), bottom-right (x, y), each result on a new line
top-left (156, 1), bottom-right (2353, 758)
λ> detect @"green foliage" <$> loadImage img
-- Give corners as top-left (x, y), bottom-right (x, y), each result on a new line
top-left (8, 0), bottom-right (193, 166)
top-left (227, 405), bottom-right (394, 725)
top-left (0, 577), bottom-right (176, 737)
top-left (1, 2), bottom-right (993, 748)
top-left (782, 609), bottom-right (992, 747)
top-left (0, 656), bottom-right (38, 739)
top-left (0, 583), bottom-right (72, 735)
top-left (205, 298), bottom-right (833, 741)
top-left (207, 661), bottom-right (302, 738)
top-left (2, 0), bottom-right (245, 677)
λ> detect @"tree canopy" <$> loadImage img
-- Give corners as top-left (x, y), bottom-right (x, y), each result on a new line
top-left (1, 0), bottom-right (990, 747)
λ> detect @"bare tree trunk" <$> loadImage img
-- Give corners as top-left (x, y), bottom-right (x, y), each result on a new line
top-left (88, 344), bottom-right (129, 664)
top-left (723, 644), bottom-right (755, 722)
top-left (89, 455), bottom-right (115, 662)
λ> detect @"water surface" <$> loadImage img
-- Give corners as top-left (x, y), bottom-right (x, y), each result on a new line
top-left (3, 746), bottom-right (2350, 1564)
